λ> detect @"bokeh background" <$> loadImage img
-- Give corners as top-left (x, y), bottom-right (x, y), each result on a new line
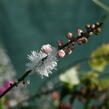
top-left (0, 0), bottom-right (109, 102)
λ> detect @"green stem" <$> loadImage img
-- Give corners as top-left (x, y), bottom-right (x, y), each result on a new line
top-left (92, 0), bottom-right (109, 13)
top-left (0, 70), bottom-right (32, 98)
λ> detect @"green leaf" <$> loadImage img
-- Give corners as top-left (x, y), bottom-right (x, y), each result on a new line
top-left (82, 71), bottom-right (99, 89)
top-left (89, 43), bottom-right (109, 72)
top-left (92, 0), bottom-right (109, 13)
top-left (59, 66), bottom-right (80, 88)
top-left (0, 98), bottom-right (6, 109)
top-left (99, 79), bottom-right (109, 89)
top-left (85, 71), bottom-right (99, 80)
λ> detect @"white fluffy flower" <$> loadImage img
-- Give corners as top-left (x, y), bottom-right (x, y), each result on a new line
top-left (26, 44), bottom-right (58, 77)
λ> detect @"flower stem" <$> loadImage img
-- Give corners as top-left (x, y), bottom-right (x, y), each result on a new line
top-left (0, 70), bottom-right (32, 98)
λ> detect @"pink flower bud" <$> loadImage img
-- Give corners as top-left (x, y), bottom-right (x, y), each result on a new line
top-left (0, 86), bottom-right (5, 94)
top-left (66, 32), bottom-right (74, 39)
top-left (69, 43), bottom-right (75, 49)
top-left (86, 24), bottom-right (91, 30)
top-left (41, 44), bottom-right (52, 54)
top-left (4, 80), bottom-right (13, 89)
top-left (65, 48), bottom-right (72, 55)
top-left (77, 29), bottom-right (83, 36)
top-left (77, 37), bottom-right (87, 45)
top-left (77, 38), bottom-right (83, 45)
top-left (0, 80), bottom-right (13, 94)
top-left (57, 40), bottom-right (65, 47)
top-left (57, 50), bottom-right (65, 58)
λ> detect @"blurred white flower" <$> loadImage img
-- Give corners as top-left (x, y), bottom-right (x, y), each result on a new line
top-left (26, 44), bottom-right (58, 77)
top-left (7, 99), bottom-right (17, 107)
top-left (59, 66), bottom-right (80, 87)
top-left (0, 45), bottom-right (15, 84)
top-left (12, 82), bottom-right (29, 101)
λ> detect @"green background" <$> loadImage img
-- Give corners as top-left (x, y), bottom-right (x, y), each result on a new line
top-left (0, 0), bottom-right (109, 92)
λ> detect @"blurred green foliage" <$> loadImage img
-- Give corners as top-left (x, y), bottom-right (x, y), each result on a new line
top-left (89, 43), bottom-right (109, 72)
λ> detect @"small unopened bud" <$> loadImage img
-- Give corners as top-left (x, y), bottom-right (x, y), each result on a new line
top-left (66, 32), bottom-right (74, 39)
top-left (77, 37), bottom-right (87, 45)
top-left (69, 43), bottom-right (75, 49)
top-left (96, 22), bottom-right (100, 26)
top-left (57, 40), bottom-right (65, 47)
top-left (77, 38), bottom-right (83, 45)
top-left (82, 37), bottom-right (88, 43)
top-left (94, 28), bottom-right (101, 35)
top-left (65, 48), bottom-right (72, 55)
top-left (57, 50), bottom-right (65, 58)
top-left (89, 32), bottom-right (93, 36)
top-left (77, 29), bottom-right (83, 36)
top-left (96, 28), bottom-right (101, 33)
top-left (41, 44), bottom-right (52, 54)
top-left (91, 24), bottom-right (96, 29)
top-left (86, 24), bottom-right (91, 30)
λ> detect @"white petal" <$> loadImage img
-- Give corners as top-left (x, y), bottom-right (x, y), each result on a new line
top-left (26, 44), bottom-right (58, 77)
